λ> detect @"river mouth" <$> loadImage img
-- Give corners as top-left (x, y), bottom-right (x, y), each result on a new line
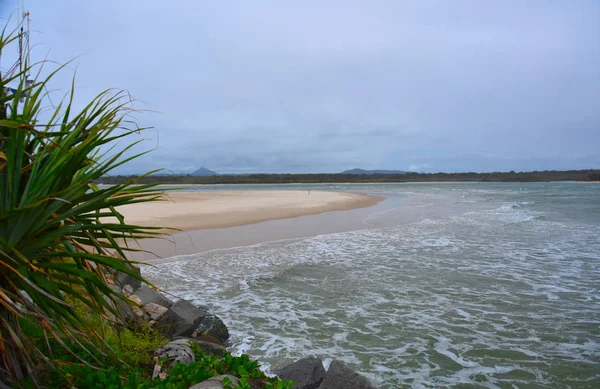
top-left (142, 183), bottom-right (600, 388)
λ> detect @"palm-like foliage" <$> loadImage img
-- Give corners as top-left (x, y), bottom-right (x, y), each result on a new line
top-left (0, 29), bottom-right (166, 385)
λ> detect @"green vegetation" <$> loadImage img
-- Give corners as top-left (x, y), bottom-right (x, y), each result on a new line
top-left (0, 26), bottom-right (164, 385)
top-left (17, 304), bottom-right (292, 388)
top-left (60, 344), bottom-right (293, 389)
top-left (97, 169), bottom-right (600, 185)
top-left (0, 23), bottom-right (294, 389)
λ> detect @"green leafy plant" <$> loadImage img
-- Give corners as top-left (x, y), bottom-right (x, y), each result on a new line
top-left (57, 341), bottom-right (294, 389)
top-left (0, 25), bottom-right (166, 385)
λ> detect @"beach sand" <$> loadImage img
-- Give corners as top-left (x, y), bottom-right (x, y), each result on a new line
top-left (116, 190), bottom-right (383, 231)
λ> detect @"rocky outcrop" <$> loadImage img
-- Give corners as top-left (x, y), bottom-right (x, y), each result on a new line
top-left (188, 338), bottom-right (226, 357)
top-left (133, 285), bottom-right (174, 308)
top-left (192, 314), bottom-right (229, 343)
top-left (275, 356), bottom-right (326, 389)
top-left (154, 339), bottom-right (196, 373)
top-left (158, 300), bottom-right (209, 338)
top-left (113, 268), bottom-right (229, 343)
top-left (116, 266), bottom-right (375, 388)
top-left (274, 358), bottom-right (375, 389)
top-left (317, 360), bottom-right (375, 389)
top-left (113, 263), bottom-right (142, 291)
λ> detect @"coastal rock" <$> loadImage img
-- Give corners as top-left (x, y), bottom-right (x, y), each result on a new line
top-left (158, 299), bottom-right (208, 338)
top-left (122, 284), bottom-right (134, 297)
top-left (317, 360), bottom-right (375, 389)
top-left (114, 263), bottom-right (142, 291)
top-left (189, 374), bottom-right (240, 389)
top-left (192, 314), bottom-right (230, 344)
top-left (193, 335), bottom-right (224, 346)
top-left (133, 285), bottom-right (173, 308)
top-left (144, 302), bottom-right (169, 321)
top-left (188, 339), bottom-right (226, 357)
top-left (128, 294), bottom-right (143, 306)
top-left (105, 289), bottom-right (146, 328)
top-left (153, 339), bottom-right (195, 379)
top-left (275, 356), bottom-right (326, 389)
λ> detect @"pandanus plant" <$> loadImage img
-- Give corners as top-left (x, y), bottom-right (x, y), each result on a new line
top-left (0, 27), bottom-right (166, 385)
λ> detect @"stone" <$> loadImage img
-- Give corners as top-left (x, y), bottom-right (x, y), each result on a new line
top-left (189, 375), bottom-right (240, 389)
top-left (154, 338), bottom-right (195, 375)
top-left (128, 294), bottom-right (143, 306)
top-left (114, 263), bottom-right (142, 291)
top-left (275, 356), bottom-right (326, 389)
top-left (144, 302), bottom-right (169, 321)
top-left (122, 284), bottom-right (134, 297)
top-left (188, 339), bottom-right (226, 357)
top-left (317, 360), bottom-right (375, 389)
top-left (105, 292), bottom-right (146, 329)
top-left (193, 335), bottom-right (224, 346)
top-left (132, 306), bottom-right (146, 318)
top-left (157, 299), bottom-right (208, 338)
top-left (192, 314), bottom-right (230, 344)
top-left (133, 285), bottom-right (173, 308)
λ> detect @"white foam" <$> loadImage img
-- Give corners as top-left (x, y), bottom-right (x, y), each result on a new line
top-left (142, 183), bottom-right (600, 388)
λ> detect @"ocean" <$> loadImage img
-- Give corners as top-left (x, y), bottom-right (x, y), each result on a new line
top-left (142, 182), bottom-right (600, 388)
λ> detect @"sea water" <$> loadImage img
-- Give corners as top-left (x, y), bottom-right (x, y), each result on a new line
top-left (142, 182), bottom-right (600, 388)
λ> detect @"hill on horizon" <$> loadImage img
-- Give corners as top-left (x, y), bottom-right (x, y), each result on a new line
top-left (190, 167), bottom-right (217, 176)
top-left (341, 168), bottom-right (407, 175)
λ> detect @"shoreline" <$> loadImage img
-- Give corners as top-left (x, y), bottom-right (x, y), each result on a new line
top-left (116, 190), bottom-right (383, 232)
top-left (126, 192), bottom-right (401, 262)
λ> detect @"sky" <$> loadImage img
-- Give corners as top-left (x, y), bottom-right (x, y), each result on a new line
top-left (1, 0), bottom-right (599, 174)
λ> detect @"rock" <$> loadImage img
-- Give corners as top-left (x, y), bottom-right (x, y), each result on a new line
top-left (189, 375), bottom-right (240, 389)
top-left (157, 299), bottom-right (208, 338)
top-left (275, 356), bottom-right (326, 389)
top-left (133, 285), bottom-right (173, 308)
top-left (122, 284), bottom-right (134, 297)
top-left (105, 291), bottom-right (146, 329)
top-left (132, 306), bottom-right (146, 318)
top-left (188, 339), bottom-right (226, 357)
top-left (114, 263), bottom-right (142, 291)
top-left (153, 338), bottom-right (195, 379)
top-left (128, 294), bottom-right (143, 306)
top-left (144, 302), bottom-right (169, 321)
top-left (317, 360), bottom-right (375, 389)
top-left (193, 335), bottom-right (224, 346)
top-left (192, 314), bottom-right (230, 344)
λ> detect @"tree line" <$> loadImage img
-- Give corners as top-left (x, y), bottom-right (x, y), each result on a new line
top-left (95, 169), bottom-right (600, 185)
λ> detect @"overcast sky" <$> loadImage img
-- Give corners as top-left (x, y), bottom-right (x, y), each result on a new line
top-left (2, 1), bottom-right (599, 173)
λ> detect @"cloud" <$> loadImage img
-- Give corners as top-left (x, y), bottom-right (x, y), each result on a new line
top-left (5, 0), bottom-right (599, 173)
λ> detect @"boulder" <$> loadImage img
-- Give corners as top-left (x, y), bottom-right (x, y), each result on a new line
top-left (275, 356), bottom-right (326, 389)
top-left (144, 302), bottom-right (169, 321)
top-left (114, 263), bottom-right (142, 291)
top-left (122, 284), bottom-right (134, 297)
top-left (152, 338), bottom-right (195, 379)
top-left (193, 335), bottom-right (224, 346)
top-left (188, 339), bottom-right (226, 357)
top-left (133, 285), bottom-right (173, 308)
top-left (317, 360), bottom-right (374, 389)
top-left (157, 299), bottom-right (208, 338)
top-left (192, 314), bottom-right (230, 344)
top-left (189, 375), bottom-right (240, 389)
top-left (105, 289), bottom-right (147, 328)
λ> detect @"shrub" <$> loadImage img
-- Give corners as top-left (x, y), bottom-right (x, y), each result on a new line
top-left (0, 25), bottom-right (165, 385)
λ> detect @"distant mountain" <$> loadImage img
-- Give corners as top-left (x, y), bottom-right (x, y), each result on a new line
top-left (341, 168), bottom-right (407, 175)
top-left (190, 167), bottom-right (217, 176)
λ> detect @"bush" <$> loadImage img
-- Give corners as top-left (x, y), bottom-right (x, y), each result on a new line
top-left (0, 24), bottom-right (165, 385)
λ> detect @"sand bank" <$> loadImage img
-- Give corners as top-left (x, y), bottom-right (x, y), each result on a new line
top-left (116, 190), bottom-right (383, 231)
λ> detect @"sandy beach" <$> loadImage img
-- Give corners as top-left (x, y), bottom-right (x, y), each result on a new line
top-left (116, 190), bottom-right (383, 231)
